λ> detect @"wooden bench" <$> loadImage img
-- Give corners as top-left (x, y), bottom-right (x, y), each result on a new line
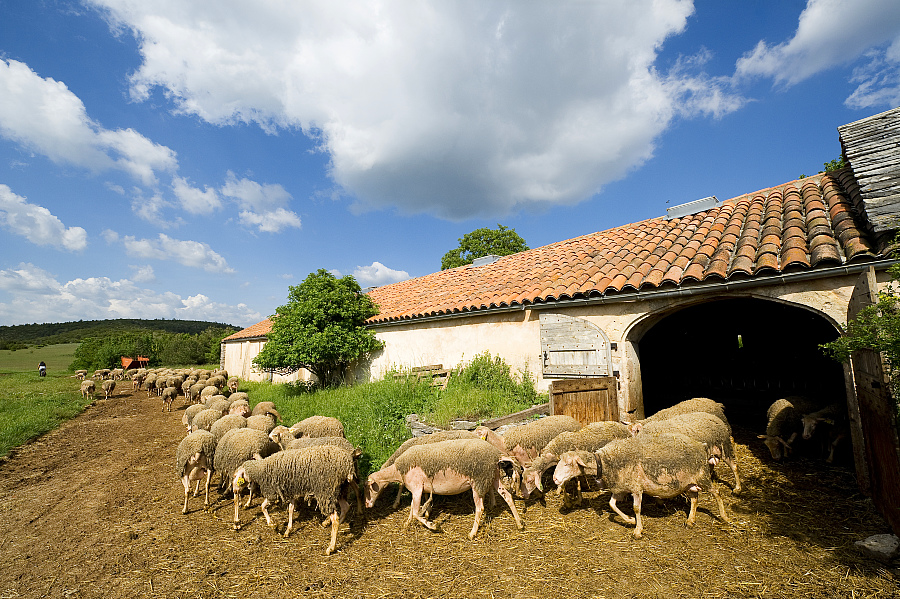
top-left (394, 364), bottom-right (452, 390)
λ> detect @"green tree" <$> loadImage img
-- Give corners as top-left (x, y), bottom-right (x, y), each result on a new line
top-left (822, 263), bottom-right (900, 407)
top-left (252, 269), bottom-right (383, 386)
top-left (440, 224), bottom-right (529, 270)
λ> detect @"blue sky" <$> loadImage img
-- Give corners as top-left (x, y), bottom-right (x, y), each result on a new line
top-left (1, 0), bottom-right (899, 328)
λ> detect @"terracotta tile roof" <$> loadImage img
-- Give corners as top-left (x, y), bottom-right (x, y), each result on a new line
top-left (222, 318), bottom-right (273, 341)
top-left (367, 170), bottom-right (881, 325)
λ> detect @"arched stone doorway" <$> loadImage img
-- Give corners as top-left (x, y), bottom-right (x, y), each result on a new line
top-left (629, 296), bottom-right (847, 431)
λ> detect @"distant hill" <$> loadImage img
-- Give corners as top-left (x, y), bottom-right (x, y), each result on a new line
top-left (0, 319), bottom-right (239, 349)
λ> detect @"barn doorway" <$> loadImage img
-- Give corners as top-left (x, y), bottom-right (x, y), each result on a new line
top-left (635, 297), bottom-right (846, 430)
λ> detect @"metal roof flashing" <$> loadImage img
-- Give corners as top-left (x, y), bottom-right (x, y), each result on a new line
top-left (471, 254), bottom-right (502, 267)
top-left (666, 196), bottom-right (720, 220)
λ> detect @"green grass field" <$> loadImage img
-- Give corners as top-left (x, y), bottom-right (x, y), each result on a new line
top-left (0, 343), bottom-right (79, 374)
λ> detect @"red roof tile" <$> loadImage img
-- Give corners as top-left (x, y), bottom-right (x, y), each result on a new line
top-left (365, 171), bottom-right (882, 324)
top-left (223, 318), bottom-right (273, 341)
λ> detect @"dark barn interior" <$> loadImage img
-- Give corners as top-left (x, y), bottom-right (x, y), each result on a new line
top-left (637, 297), bottom-right (848, 432)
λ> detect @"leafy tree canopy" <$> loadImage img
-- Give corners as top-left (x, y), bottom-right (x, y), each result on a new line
top-left (441, 224), bottom-right (529, 270)
top-left (252, 269), bottom-right (383, 386)
top-left (822, 262), bottom-right (900, 407)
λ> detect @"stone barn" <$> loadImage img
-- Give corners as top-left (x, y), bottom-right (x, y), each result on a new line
top-left (220, 318), bottom-right (314, 384)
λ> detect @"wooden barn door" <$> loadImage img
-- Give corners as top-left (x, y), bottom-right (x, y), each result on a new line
top-left (848, 266), bottom-right (900, 534)
top-left (540, 313), bottom-right (612, 377)
top-left (550, 378), bottom-right (619, 425)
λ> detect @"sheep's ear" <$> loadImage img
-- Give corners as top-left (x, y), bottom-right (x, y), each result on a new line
top-left (352, 447), bottom-right (363, 459)
top-left (578, 454), bottom-right (598, 477)
top-left (756, 434), bottom-right (767, 439)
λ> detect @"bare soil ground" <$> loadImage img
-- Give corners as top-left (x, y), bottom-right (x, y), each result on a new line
top-left (0, 386), bottom-right (897, 599)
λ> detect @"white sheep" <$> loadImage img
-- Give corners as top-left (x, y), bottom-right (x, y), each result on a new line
top-left (552, 432), bottom-right (730, 538)
top-left (757, 397), bottom-right (819, 460)
top-left (101, 379), bottom-right (116, 399)
top-left (161, 386), bottom-right (178, 412)
top-left (175, 430), bottom-right (217, 514)
top-left (80, 379), bottom-right (95, 399)
top-left (289, 415), bottom-right (344, 438)
top-left (365, 438), bottom-right (525, 540)
top-left (182, 403), bottom-right (206, 433)
top-left (475, 414), bottom-right (582, 467)
top-left (231, 445), bottom-right (357, 555)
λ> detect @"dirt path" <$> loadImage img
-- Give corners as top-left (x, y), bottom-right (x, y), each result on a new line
top-left (0, 386), bottom-right (897, 599)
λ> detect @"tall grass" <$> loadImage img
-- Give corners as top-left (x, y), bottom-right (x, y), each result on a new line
top-left (0, 372), bottom-right (94, 457)
top-left (242, 352), bottom-right (545, 475)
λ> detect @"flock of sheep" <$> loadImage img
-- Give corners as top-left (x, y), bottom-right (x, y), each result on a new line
top-left (73, 366), bottom-right (847, 555)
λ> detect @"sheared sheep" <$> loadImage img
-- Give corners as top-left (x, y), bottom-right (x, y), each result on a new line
top-left (175, 430), bottom-right (217, 514)
top-left (210, 414), bottom-right (248, 444)
top-left (101, 379), bottom-right (116, 399)
top-left (635, 412), bottom-right (741, 494)
top-left (475, 414), bottom-right (582, 467)
top-left (522, 420), bottom-right (631, 501)
top-left (379, 429), bottom-right (478, 508)
top-left (365, 438), bottom-right (525, 540)
top-left (231, 445), bottom-right (357, 555)
top-left (552, 432), bottom-right (729, 538)
top-left (80, 379), bottom-right (95, 399)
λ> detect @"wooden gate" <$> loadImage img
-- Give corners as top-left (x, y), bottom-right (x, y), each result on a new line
top-left (848, 266), bottom-right (900, 534)
top-left (550, 377), bottom-right (619, 425)
top-left (540, 313), bottom-right (613, 377)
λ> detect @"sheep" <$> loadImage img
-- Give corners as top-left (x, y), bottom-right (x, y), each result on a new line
top-left (181, 379), bottom-right (194, 397)
top-left (757, 397), bottom-right (818, 460)
top-left (187, 383), bottom-right (206, 404)
top-left (801, 403), bottom-right (848, 463)
top-left (182, 404), bottom-right (206, 433)
top-left (289, 415), bottom-right (344, 438)
top-left (629, 397), bottom-right (730, 434)
top-left (251, 401), bottom-right (284, 423)
top-left (101, 379), bottom-right (116, 399)
top-left (207, 375), bottom-right (227, 390)
top-left (269, 425), bottom-right (296, 449)
top-left (552, 432), bottom-right (730, 538)
top-left (75, 370), bottom-right (88, 380)
top-left (132, 372), bottom-right (146, 391)
top-left (231, 446), bottom-right (357, 555)
top-left (153, 377), bottom-right (168, 397)
top-left (282, 436), bottom-right (365, 513)
top-left (229, 400), bottom-right (252, 418)
top-left (227, 376), bottom-right (239, 393)
top-left (635, 412), bottom-right (741, 494)
top-left (522, 420), bottom-right (631, 500)
top-left (80, 379), bottom-right (95, 399)
top-left (379, 430), bottom-right (478, 508)
top-left (190, 408), bottom-right (224, 433)
top-left (365, 438), bottom-right (525, 540)
top-left (210, 414), bottom-right (248, 444)
top-left (475, 414), bottom-right (582, 467)
top-left (175, 430), bottom-right (217, 514)
top-left (247, 414), bottom-right (277, 434)
top-left (205, 397), bottom-right (231, 415)
top-left (213, 428), bottom-right (280, 494)
top-left (199, 385), bottom-right (219, 402)
top-left (143, 374), bottom-right (157, 396)
top-left (161, 386), bottom-right (178, 412)
top-left (228, 391), bottom-right (249, 405)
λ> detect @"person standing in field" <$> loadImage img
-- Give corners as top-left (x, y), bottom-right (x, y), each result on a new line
top-left (38, 361), bottom-right (46, 377)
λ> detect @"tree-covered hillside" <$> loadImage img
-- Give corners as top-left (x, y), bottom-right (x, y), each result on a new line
top-left (0, 319), bottom-right (238, 349)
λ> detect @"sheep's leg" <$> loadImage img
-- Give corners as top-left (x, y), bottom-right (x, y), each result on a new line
top-left (406, 487), bottom-right (437, 531)
top-left (260, 498), bottom-right (275, 528)
top-left (708, 484), bottom-right (729, 523)
top-left (192, 479), bottom-right (201, 497)
top-left (495, 482), bottom-right (524, 530)
top-left (632, 491), bottom-right (644, 539)
top-left (391, 484), bottom-right (404, 509)
top-left (232, 493), bottom-right (241, 529)
top-left (725, 457), bottom-right (741, 494)
top-left (321, 498), bottom-right (351, 527)
top-left (203, 469), bottom-right (212, 507)
top-left (348, 479), bottom-right (363, 515)
top-left (468, 490), bottom-right (485, 540)
top-left (685, 487), bottom-right (699, 527)
top-left (419, 492), bottom-right (433, 518)
top-left (284, 501), bottom-right (295, 537)
top-left (609, 492), bottom-right (635, 525)
top-left (181, 477), bottom-right (191, 515)
top-left (243, 483), bottom-right (256, 508)
top-left (325, 510), bottom-right (340, 555)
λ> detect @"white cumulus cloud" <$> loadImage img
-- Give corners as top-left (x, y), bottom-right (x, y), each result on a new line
top-left (0, 263), bottom-right (259, 325)
top-left (353, 262), bottom-right (410, 288)
top-left (0, 59), bottom-right (178, 185)
top-left (0, 184), bottom-right (88, 251)
top-left (735, 0), bottom-right (900, 94)
top-left (172, 176), bottom-right (222, 214)
top-left (220, 171), bottom-right (301, 232)
top-left (118, 232), bottom-right (234, 273)
top-left (86, 0), bottom-right (744, 219)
